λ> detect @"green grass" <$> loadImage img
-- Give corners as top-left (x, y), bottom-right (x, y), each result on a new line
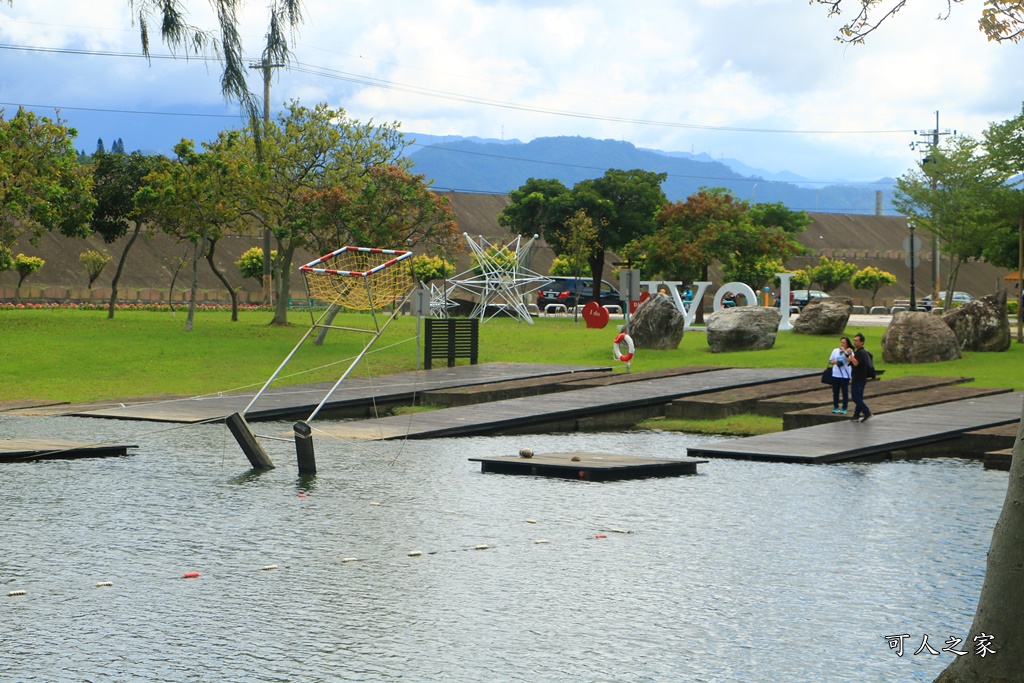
top-left (1, 309), bottom-right (1022, 405)
top-left (636, 414), bottom-right (783, 436)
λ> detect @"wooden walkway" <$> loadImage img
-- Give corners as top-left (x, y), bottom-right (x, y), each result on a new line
top-left (310, 367), bottom-right (818, 440)
top-left (469, 452), bottom-right (708, 481)
top-left (687, 392), bottom-right (1024, 464)
top-left (66, 363), bottom-right (611, 424)
top-left (0, 438), bottom-right (135, 462)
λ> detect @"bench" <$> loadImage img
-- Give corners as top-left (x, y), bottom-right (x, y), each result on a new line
top-left (288, 297), bottom-right (312, 309)
top-left (424, 318), bottom-right (479, 369)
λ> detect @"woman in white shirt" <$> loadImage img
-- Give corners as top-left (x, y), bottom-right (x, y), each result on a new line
top-left (828, 336), bottom-right (853, 414)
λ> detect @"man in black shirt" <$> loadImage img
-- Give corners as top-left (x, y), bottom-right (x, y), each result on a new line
top-left (849, 333), bottom-right (873, 423)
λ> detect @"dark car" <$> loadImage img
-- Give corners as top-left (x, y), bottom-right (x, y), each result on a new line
top-left (536, 277), bottom-right (625, 311)
top-left (773, 289), bottom-right (828, 312)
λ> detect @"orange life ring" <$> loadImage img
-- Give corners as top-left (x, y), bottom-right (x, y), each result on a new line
top-left (613, 332), bottom-right (635, 363)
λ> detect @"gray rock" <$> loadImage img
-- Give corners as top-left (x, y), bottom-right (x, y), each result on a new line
top-left (941, 291), bottom-right (1011, 352)
top-left (792, 298), bottom-right (853, 335)
top-left (881, 311), bottom-right (961, 363)
top-left (629, 293), bottom-right (685, 350)
top-left (705, 306), bottom-right (782, 353)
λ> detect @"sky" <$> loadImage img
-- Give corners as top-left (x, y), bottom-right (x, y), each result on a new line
top-left (2, 0), bottom-right (1024, 186)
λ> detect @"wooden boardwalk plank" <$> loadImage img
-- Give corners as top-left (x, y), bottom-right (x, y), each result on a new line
top-left (67, 363), bottom-right (611, 424)
top-left (782, 385), bottom-right (1013, 430)
top-left (312, 367), bottom-right (819, 440)
top-left (687, 392), bottom-right (1024, 464)
top-left (0, 438), bottom-right (134, 462)
top-left (753, 375), bottom-right (970, 417)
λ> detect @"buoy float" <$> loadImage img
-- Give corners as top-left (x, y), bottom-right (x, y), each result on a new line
top-left (261, 565), bottom-right (278, 571)
top-left (297, 493), bottom-right (308, 498)
top-left (7, 590), bottom-right (27, 597)
top-left (534, 539), bottom-right (549, 544)
top-left (474, 544), bottom-right (489, 550)
top-left (95, 581), bottom-right (114, 588)
top-left (341, 557), bottom-right (359, 563)
top-left (612, 332), bottom-right (635, 363)
top-left (519, 448), bottom-right (534, 458)
top-left (525, 519), bottom-right (537, 524)
top-left (595, 534), bottom-right (608, 539)
top-left (407, 550), bottom-right (423, 557)
top-left (369, 501), bottom-right (381, 506)
top-left (182, 572), bottom-right (200, 579)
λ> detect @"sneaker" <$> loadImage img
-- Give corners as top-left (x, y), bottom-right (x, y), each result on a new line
top-left (851, 416), bottom-right (861, 422)
top-left (859, 414), bottom-right (872, 423)
top-left (841, 409), bottom-right (847, 415)
top-left (832, 408), bottom-right (841, 414)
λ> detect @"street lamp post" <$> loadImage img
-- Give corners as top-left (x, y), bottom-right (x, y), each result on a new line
top-left (909, 222), bottom-right (917, 311)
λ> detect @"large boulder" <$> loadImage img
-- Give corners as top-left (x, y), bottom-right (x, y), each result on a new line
top-left (881, 311), bottom-right (961, 363)
top-left (705, 306), bottom-right (782, 353)
top-left (941, 290), bottom-right (1011, 352)
top-left (792, 298), bottom-right (853, 335)
top-left (629, 292), bottom-right (685, 350)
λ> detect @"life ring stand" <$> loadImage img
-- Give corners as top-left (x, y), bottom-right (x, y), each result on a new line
top-left (613, 332), bottom-right (635, 363)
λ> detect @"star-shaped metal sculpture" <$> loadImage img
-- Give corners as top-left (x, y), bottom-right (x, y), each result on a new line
top-left (447, 233), bottom-right (549, 324)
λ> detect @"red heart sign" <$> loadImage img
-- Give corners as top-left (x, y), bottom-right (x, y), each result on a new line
top-left (582, 301), bottom-right (610, 328)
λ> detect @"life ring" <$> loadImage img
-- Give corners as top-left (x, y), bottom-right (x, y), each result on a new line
top-left (613, 332), bottom-right (634, 363)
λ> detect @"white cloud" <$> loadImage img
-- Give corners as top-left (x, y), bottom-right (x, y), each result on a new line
top-left (3, 0), bottom-right (1024, 181)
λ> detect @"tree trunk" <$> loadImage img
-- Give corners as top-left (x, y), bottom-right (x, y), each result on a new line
top-left (932, 403), bottom-right (1024, 682)
top-left (270, 242), bottom-right (296, 326)
top-left (107, 220), bottom-right (143, 319)
top-left (184, 235), bottom-right (206, 332)
top-left (587, 248), bottom-right (605, 306)
top-left (313, 304), bottom-right (342, 346)
top-left (204, 237), bottom-right (239, 321)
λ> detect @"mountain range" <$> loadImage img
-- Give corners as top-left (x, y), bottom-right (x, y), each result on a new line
top-left (405, 134), bottom-right (898, 215)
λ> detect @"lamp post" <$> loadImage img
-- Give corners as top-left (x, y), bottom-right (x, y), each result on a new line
top-left (909, 222), bottom-right (917, 311)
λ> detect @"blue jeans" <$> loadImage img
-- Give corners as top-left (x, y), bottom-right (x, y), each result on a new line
top-left (851, 381), bottom-right (870, 418)
top-left (831, 378), bottom-right (849, 410)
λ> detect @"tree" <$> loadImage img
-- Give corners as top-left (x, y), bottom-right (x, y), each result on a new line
top-left (814, 0), bottom-right (1024, 44)
top-left (13, 253), bottom-right (43, 288)
top-left (91, 149), bottom-right (168, 318)
top-left (500, 169), bottom-right (666, 304)
top-left (79, 249), bottom-right (112, 288)
top-left (236, 101), bottom-right (412, 326)
top-left (559, 208), bottom-right (601, 322)
top-left (0, 107), bottom-right (95, 268)
top-left (411, 254), bottom-right (454, 283)
top-left (894, 135), bottom-right (1008, 306)
top-left (137, 134), bottom-right (254, 327)
top-left (803, 255), bottom-right (859, 292)
top-left (851, 266), bottom-right (897, 306)
top-left (237, 246), bottom-right (277, 285)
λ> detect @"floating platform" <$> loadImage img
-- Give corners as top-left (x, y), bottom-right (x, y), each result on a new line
top-left (469, 451), bottom-right (708, 481)
top-left (0, 438), bottom-right (135, 463)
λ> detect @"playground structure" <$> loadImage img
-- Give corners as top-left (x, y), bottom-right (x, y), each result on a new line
top-left (446, 233), bottom-right (549, 324)
top-left (226, 246), bottom-right (415, 474)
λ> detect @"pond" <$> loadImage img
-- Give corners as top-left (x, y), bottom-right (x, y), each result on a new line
top-left (0, 415), bottom-right (1008, 682)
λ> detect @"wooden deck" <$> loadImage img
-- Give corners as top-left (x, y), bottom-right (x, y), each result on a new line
top-left (687, 392), bottom-right (1024, 464)
top-left (0, 438), bottom-right (135, 462)
top-left (310, 367), bottom-right (818, 440)
top-left (470, 451), bottom-right (708, 481)
top-left (66, 363), bottom-right (612, 424)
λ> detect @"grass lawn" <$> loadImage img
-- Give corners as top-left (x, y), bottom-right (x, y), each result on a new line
top-left (1, 308), bottom-right (1022, 408)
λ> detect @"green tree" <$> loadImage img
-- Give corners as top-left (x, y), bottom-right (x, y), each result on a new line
top-left (137, 134), bottom-right (254, 327)
top-left (237, 247), bottom-right (277, 284)
top-left (803, 255), bottom-right (858, 292)
top-left (91, 149), bottom-right (167, 318)
top-left (79, 249), bottom-right (112, 288)
top-left (851, 266), bottom-right (897, 306)
top-left (236, 100), bottom-right (411, 326)
top-left (894, 135), bottom-right (1008, 306)
top-left (501, 169), bottom-right (666, 303)
top-left (0, 107), bottom-right (95, 268)
top-left (13, 253), bottom-right (44, 288)
top-left (410, 254), bottom-right (454, 283)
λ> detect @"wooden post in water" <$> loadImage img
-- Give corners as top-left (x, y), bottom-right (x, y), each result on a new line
top-left (225, 412), bottom-right (274, 470)
top-left (293, 421), bottom-right (317, 475)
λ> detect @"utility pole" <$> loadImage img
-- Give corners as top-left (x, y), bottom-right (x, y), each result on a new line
top-left (249, 57), bottom-right (284, 306)
top-left (911, 111), bottom-right (955, 305)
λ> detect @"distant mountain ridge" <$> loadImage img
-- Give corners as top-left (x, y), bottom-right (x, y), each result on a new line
top-left (405, 134), bottom-right (897, 215)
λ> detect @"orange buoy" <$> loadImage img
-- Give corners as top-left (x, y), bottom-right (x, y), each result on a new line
top-left (183, 572), bottom-right (200, 579)
top-left (595, 534), bottom-right (607, 539)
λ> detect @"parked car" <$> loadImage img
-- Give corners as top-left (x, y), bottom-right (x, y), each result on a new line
top-left (536, 277), bottom-right (625, 310)
top-left (775, 289), bottom-right (829, 312)
top-left (919, 291), bottom-right (973, 311)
